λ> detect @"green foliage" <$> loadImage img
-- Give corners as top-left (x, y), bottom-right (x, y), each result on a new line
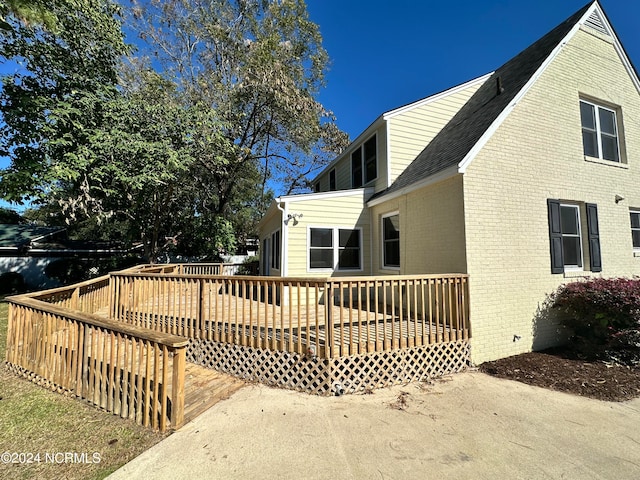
top-left (0, 0), bottom-right (348, 262)
top-left (0, 0), bottom-right (58, 31)
top-left (550, 278), bottom-right (640, 359)
top-left (0, 206), bottom-right (25, 223)
top-left (0, 0), bottom-right (129, 205)
top-left (237, 255), bottom-right (259, 275)
top-left (129, 0), bottom-right (349, 197)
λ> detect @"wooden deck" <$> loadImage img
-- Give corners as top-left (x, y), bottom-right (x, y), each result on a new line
top-left (113, 292), bottom-right (463, 356)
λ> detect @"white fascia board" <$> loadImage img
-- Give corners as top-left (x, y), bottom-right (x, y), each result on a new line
top-left (458, 4), bottom-right (597, 174)
top-left (31, 228), bottom-right (66, 243)
top-left (382, 72), bottom-right (493, 120)
top-left (257, 201), bottom-right (281, 231)
top-left (366, 165), bottom-right (458, 207)
top-left (595, 7), bottom-right (640, 94)
top-left (278, 187), bottom-right (375, 204)
top-left (386, 119), bottom-right (392, 187)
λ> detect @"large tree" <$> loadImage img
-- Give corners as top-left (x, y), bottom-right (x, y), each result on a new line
top-left (0, 0), bottom-right (129, 204)
top-left (129, 0), bottom-right (349, 203)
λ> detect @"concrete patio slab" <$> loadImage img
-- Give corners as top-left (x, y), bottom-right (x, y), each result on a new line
top-left (107, 371), bottom-right (640, 480)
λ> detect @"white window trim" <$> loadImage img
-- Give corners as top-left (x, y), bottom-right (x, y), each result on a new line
top-left (560, 204), bottom-right (584, 271)
top-left (631, 210), bottom-right (640, 251)
top-left (381, 211), bottom-right (400, 271)
top-left (350, 134), bottom-right (378, 188)
top-left (580, 99), bottom-right (621, 163)
top-left (306, 226), bottom-right (364, 273)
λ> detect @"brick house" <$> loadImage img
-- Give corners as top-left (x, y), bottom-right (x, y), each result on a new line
top-left (258, 1), bottom-right (640, 363)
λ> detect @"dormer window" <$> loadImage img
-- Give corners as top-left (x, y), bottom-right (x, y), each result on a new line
top-left (580, 100), bottom-right (620, 162)
top-left (351, 134), bottom-right (377, 187)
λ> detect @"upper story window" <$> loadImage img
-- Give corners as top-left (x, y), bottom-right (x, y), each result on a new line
top-left (351, 134), bottom-right (377, 188)
top-left (314, 182), bottom-right (321, 193)
top-left (329, 169), bottom-right (336, 191)
top-left (631, 210), bottom-right (640, 250)
top-left (580, 100), bottom-right (620, 162)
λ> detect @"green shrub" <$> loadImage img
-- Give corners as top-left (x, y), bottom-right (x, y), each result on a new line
top-left (550, 277), bottom-right (640, 358)
top-left (237, 256), bottom-right (259, 275)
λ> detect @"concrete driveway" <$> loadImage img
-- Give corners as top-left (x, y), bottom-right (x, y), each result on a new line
top-left (107, 371), bottom-right (640, 480)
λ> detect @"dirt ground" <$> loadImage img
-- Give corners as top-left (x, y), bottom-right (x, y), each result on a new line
top-left (479, 347), bottom-right (640, 402)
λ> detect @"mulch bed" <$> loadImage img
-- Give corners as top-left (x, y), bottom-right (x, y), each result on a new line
top-left (479, 348), bottom-right (640, 402)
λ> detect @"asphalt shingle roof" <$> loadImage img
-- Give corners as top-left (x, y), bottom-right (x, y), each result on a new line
top-left (373, 2), bottom-right (594, 200)
top-left (0, 224), bottom-right (65, 248)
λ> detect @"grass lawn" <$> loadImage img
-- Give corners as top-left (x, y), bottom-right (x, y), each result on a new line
top-left (0, 300), bottom-right (166, 480)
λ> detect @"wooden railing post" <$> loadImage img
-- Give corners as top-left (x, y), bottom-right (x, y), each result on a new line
top-left (325, 282), bottom-right (333, 359)
top-left (171, 346), bottom-right (186, 429)
top-left (71, 287), bottom-right (80, 310)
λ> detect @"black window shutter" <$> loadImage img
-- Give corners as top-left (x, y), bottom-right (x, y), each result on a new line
top-left (586, 203), bottom-right (602, 272)
top-left (547, 199), bottom-right (564, 274)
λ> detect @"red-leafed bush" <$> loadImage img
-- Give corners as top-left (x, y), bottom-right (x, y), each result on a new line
top-left (550, 278), bottom-right (640, 361)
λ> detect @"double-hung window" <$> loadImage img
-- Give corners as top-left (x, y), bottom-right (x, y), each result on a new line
top-left (631, 211), bottom-right (640, 250)
top-left (560, 205), bottom-right (583, 269)
top-left (382, 213), bottom-right (400, 269)
top-left (580, 100), bottom-right (620, 162)
top-left (309, 227), bottom-right (361, 271)
top-left (547, 199), bottom-right (601, 274)
top-left (350, 134), bottom-right (377, 187)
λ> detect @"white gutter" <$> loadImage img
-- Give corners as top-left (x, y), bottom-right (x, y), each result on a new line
top-left (275, 198), bottom-right (288, 276)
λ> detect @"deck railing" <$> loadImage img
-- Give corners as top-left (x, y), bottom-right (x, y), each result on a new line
top-left (110, 271), bottom-right (470, 358)
top-left (5, 276), bottom-right (188, 432)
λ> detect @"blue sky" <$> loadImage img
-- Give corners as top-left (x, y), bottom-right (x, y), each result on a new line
top-left (1, 0), bottom-right (639, 210)
top-left (307, 0), bottom-right (640, 140)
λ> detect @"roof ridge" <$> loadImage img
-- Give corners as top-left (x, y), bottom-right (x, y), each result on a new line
top-left (370, 1), bottom-right (596, 203)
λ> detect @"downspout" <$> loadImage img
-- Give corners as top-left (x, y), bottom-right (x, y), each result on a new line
top-left (275, 197), bottom-right (288, 276)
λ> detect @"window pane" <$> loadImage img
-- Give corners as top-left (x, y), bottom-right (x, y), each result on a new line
top-left (631, 213), bottom-right (640, 229)
top-left (383, 215), bottom-right (400, 240)
top-left (560, 206), bottom-right (579, 235)
top-left (364, 136), bottom-right (377, 183)
top-left (633, 230), bottom-right (640, 249)
top-left (351, 148), bottom-right (362, 188)
top-left (601, 134), bottom-right (619, 162)
top-left (563, 237), bottom-right (582, 267)
top-left (310, 249), bottom-right (333, 269)
top-left (339, 229), bottom-right (359, 248)
top-left (582, 131), bottom-right (598, 157)
top-left (580, 102), bottom-right (596, 129)
top-left (598, 108), bottom-right (617, 135)
top-left (329, 169), bottom-right (336, 191)
top-left (384, 241), bottom-right (400, 267)
top-left (338, 248), bottom-right (360, 269)
top-left (310, 228), bottom-right (332, 247)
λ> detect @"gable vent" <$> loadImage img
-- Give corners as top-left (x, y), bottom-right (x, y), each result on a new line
top-left (584, 10), bottom-right (611, 37)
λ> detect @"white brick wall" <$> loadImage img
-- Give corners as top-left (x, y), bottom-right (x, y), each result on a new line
top-left (464, 28), bottom-right (640, 362)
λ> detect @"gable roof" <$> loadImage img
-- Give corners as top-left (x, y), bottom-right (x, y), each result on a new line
top-left (369, 1), bottom-right (613, 205)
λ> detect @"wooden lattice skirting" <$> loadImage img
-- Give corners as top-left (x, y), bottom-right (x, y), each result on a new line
top-left (187, 339), bottom-right (471, 396)
top-left (5, 362), bottom-right (69, 394)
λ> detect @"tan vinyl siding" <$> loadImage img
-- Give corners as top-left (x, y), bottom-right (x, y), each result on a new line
top-left (388, 84), bottom-right (483, 183)
top-left (463, 28), bottom-right (640, 363)
top-left (284, 191), bottom-right (371, 276)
